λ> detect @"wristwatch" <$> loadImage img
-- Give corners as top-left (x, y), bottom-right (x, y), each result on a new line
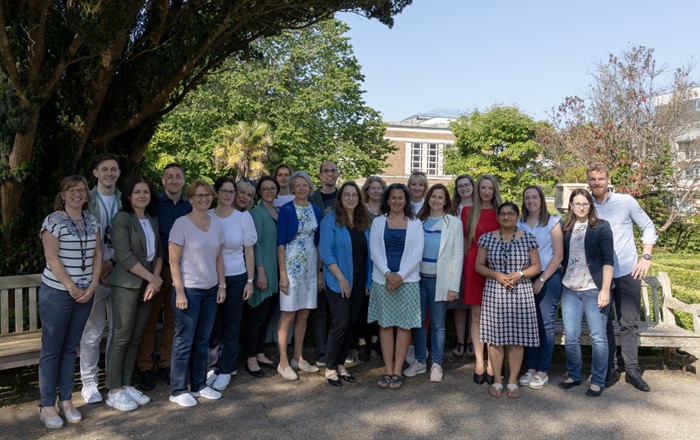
top-left (539, 277), bottom-right (546, 283)
top-left (518, 271), bottom-right (525, 278)
top-left (642, 253), bottom-right (653, 261)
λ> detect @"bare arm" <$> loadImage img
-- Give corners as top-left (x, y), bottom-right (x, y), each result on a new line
top-left (278, 245), bottom-right (289, 294)
top-left (169, 242), bottom-right (187, 309)
top-left (243, 245), bottom-right (254, 300)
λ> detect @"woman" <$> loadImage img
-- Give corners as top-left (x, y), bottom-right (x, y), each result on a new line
top-left (559, 189), bottom-right (614, 397)
top-left (105, 175), bottom-right (163, 412)
top-left (319, 182), bottom-right (372, 387)
top-left (449, 174), bottom-right (475, 358)
top-left (407, 184), bottom-right (464, 383)
top-left (463, 175), bottom-right (502, 384)
top-left (276, 171), bottom-right (323, 380)
top-left (168, 181), bottom-right (226, 407)
top-left (234, 180), bottom-right (256, 211)
top-left (246, 176), bottom-right (281, 377)
top-left (407, 171), bottom-right (428, 214)
top-left (206, 177), bottom-right (257, 390)
top-left (475, 202), bottom-right (541, 399)
top-left (38, 175), bottom-right (102, 428)
top-left (368, 183), bottom-right (424, 390)
top-left (517, 185), bottom-right (563, 390)
top-left (273, 164), bottom-right (295, 209)
top-left (356, 176), bottom-right (387, 361)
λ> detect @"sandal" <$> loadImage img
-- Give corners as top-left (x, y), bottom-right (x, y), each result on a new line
top-left (507, 383), bottom-right (521, 399)
top-left (388, 374), bottom-right (403, 390)
top-left (377, 374), bottom-right (391, 389)
top-left (452, 343), bottom-right (465, 357)
top-left (489, 383), bottom-right (503, 398)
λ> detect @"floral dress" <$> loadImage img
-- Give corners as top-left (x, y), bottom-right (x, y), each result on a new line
top-left (280, 204), bottom-right (318, 312)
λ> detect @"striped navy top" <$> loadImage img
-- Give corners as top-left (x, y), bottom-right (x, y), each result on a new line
top-left (41, 211), bottom-right (99, 290)
top-left (420, 216), bottom-right (442, 276)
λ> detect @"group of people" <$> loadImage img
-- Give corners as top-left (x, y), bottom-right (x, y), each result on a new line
top-left (36, 154), bottom-right (657, 428)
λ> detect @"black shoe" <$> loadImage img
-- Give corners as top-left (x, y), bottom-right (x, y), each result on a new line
top-left (245, 364), bottom-right (265, 378)
top-left (485, 374), bottom-right (495, 385)
top-left (340, 373), bottom-right (357, 383)
top-left (558, 379), bottom-right (581, 389)
top-left (157, 367), bottom-right (171, 385)
top-left (586, 387), bottom-right (603, 397)
top-left (326, 373), bottom-right (342, 387)
top-left (140, 370), bottom-right (156, 391)
top-left (258, 359), bottom-right (278, 369)
top-left (625, 371), bottom-right (651, 392)
top-left (473, 371), bottom-right (486, 385)
top-left (358, 345), bottom-right (371, 362)
top-left (372, 341), bottom-right (382, 357)
top-left (604, 367), bottom-right (620, 388)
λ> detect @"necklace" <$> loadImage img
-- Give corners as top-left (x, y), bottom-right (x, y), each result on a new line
top-left (499, 227), bottom-right (517, 273)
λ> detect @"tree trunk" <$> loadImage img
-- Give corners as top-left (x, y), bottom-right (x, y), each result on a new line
top-left (1, 111), bottom-right (39, 226)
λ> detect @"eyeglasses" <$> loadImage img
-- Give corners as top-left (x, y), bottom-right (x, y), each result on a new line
top-left (342, 193), bottom-right (359, 199)
top-left (261, 187), bottom-right (277, 192)
top-left (457, 183), bottom-right (473, 189)
top-left (218, 189), bottom-right (235, 195)
top-left (66, 188), bottom-right (87, 195)
top-left (572, 203), bottom-right (591, 209)
top-left (193, 193), bottom-right (214, 200)
top-left (498, 211), bottom-right (517, 218)
top-left (321, 168), bottom-right (338, 175)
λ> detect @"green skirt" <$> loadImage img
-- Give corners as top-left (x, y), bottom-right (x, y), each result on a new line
top-left (367, 281), bottom-right (421, 330)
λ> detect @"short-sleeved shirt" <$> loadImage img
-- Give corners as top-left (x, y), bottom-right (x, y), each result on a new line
top-left (517, 214), bottom-right (562, 271)
top-left (420, 216), bottom-right (442, 276)
top-left (208, 209), bottom-right (258, 276)
top-left (40, 211), bottom-right (99, 290)
top-left (169, 216), bottom-right (224, 289)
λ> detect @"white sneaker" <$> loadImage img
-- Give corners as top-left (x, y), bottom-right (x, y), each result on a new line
top-left (192, 386), bottom-right (222, 400)
top-left (291, 358), bottom-right (320, 373)
top-left (344, 353), bottom-right (355, 365)
top-left (206, 370), bottom-right (218, 387)
top-left (403, 361), bottom-right (427, 377)
top-left (169, 393), bottom-right (198, 407)
top-left (105, 390), bottom-right (138, 412)
top-left (81, 382), bottom-right (102, 404)
top-left (430, 364), bottom-right (443, 382)
top-left (124, 386), bottom-right (151, 405)
top-left (519, 370), bottom-right (536, 386)
top-left (529, 372), bottom-right (549, 389)
top-left (277, 365), bottom-right (299, 381)
top-left (212, 373), bottom-right (231, 391)
top-left (405, 345), bottom-right (416, 365)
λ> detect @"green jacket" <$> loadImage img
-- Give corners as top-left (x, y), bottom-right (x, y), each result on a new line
top-left (249, 201), bottom-right (278, 307)
top-left (108, 210), bottom-right (162, 290)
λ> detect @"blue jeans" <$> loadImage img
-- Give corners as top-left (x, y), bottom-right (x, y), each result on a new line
top-left (208, 273), bottom-right (246, 374)
top-left (412, 277), bottom-right (448, 365)
top-left (38, 283), bottom-right (94, 407)
top-left (561, 287), bottom-right (610, 387)
top-left (170, 286), bottom-right (218, 396)
top-left (524, 272), bottom-right (562, 372)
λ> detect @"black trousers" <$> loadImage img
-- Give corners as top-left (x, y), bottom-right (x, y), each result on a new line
top-left (324, 278), bottom-right (365, 371)
top-left (606, 274), bottom-right (642, 373)
top-left (311, 287), bottom-right (328, 361)
top-left (244, 295), bottom-right (277, 358)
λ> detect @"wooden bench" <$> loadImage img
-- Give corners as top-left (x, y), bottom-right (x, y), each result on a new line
top-left (554, 271), bottom-right (700, 370)
top-left (0, 274), bottom-right (42, 370)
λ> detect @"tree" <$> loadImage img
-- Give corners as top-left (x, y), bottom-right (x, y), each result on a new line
top-left (147, 19), bottom-right (394, 184)
top-left (0, 1), bottom-right (410, 274)
top-left (536, 46), bottom-right (699, 230)
top-left (444, 106), bottom-right (550, 200)
top-left (213, 121), bottom-right (274, 180)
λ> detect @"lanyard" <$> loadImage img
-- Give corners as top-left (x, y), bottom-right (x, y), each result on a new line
top-left (96, 193), bottom-right (117, 226)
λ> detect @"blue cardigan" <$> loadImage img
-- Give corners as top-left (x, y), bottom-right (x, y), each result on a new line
top-left (277, 201), bottom-right (323, 247)
top-left (562, 219), bottom-right (615, 291)
top-left (319, 211), bottom-right (372, 293)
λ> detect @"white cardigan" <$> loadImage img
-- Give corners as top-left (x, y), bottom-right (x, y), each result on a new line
top-left (370, 215), bottom-right (424, 285)
top-left (429, 214), bottom-right (464, 301)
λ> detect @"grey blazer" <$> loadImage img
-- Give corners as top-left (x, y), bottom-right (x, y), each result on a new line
top-left (108, 210), bottom-right (162, 289)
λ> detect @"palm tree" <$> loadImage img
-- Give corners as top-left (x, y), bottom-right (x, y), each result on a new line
top-left (213, 120), bottom-right (275, 179)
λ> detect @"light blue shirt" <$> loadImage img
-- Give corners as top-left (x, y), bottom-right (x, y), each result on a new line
top-left (517, 214), bottom-right (561, 271)
top-left (593, 190), bottom-right (657, 278)
top-left (420, 216), bottom-right (442, 276)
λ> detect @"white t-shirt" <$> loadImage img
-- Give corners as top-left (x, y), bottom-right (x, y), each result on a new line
top-left (95, 193), bottom-right (118, 260)
top-left (273, 194), bottom-right (295, 210)
top-left (139, 218), bottom-right (156, 262)
top-left (208, 209), bottom-right (258, 276)
top-left (169, 216), bottom-right (224, 289)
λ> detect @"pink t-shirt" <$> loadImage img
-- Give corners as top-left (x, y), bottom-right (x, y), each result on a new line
top-left (169, 216), bottom-right (224, 289)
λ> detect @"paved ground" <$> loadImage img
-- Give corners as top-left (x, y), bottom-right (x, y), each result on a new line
top-left (1, 354), bottom-right (698, 440)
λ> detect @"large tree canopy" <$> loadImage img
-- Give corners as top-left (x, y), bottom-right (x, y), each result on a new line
top-left (146, 19), bottom-right (393, 184)
top-left (0, 0), bottom-right (411, 274)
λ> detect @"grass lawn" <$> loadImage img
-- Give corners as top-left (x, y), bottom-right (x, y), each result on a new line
top-left (652, 251), bottom-right (700, 331)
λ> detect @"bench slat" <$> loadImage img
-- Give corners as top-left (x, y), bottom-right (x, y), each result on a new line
top-left (0, 289), bottom-right (8, 334)
top-left (29, 287), bottom-right (38, 331)
top-left (14, 289), bottom-right (23, 333)
top-left (0, 274), bottom-right (42, 289)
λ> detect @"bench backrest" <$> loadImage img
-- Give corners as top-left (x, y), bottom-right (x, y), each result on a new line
top-left (0, 274), bottom-right (42, 335)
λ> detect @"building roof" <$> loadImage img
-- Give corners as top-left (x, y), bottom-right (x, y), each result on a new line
top-left (391, 108), bottom-right (466, 128)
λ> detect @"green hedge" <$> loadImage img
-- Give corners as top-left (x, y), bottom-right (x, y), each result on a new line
top-left (652, 252), bottom-right (699, 331)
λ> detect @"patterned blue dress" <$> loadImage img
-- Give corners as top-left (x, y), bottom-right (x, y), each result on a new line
top-left (280, 204), bottom-right (318, 312)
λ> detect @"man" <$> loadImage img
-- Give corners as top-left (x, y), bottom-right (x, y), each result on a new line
top-left (308, 160), bottom-right (339, 367)
top-left (136, 163), bottom-right (191, 390)
top-left (587, 162), bottom-right (657, 392)
top-left (80, 153), bottom-right (122, 404)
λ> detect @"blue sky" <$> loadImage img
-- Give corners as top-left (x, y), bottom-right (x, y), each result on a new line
top-left (338, 0), bottom-right (700, 122)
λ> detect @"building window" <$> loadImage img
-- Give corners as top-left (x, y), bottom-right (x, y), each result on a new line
top-left (408, 142), bottom-right (446, 176)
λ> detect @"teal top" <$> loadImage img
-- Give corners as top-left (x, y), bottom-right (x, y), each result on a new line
top-left (249, 201), bottom-right (279, 307)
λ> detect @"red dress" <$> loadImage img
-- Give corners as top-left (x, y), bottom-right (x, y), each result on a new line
top-left (462, 207), bottom-right (499, 305)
